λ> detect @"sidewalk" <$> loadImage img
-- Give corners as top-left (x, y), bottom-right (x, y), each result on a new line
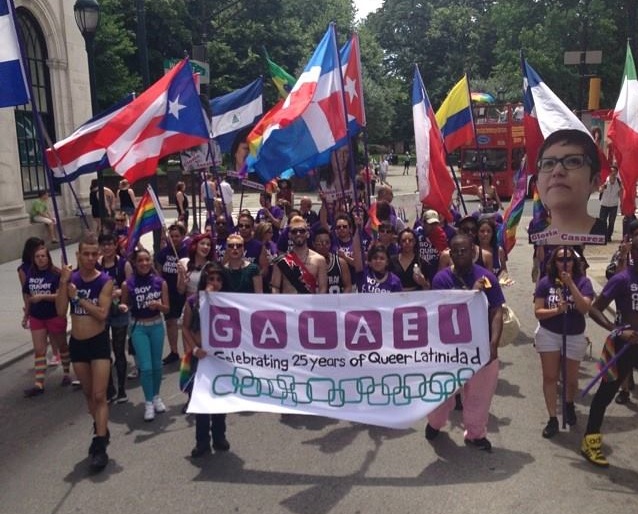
top-left (0, 188), bottom-right (271, 370)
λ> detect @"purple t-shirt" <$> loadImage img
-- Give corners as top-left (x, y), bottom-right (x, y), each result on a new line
top-left (125, 273), bottom-right (165, 319)
top-left (156, 243), bottom-right (188, 292)
top-left (256, 206), bottom-right (284, 241)
top-left (243, 238), bottom-right (263, 264)
top-left (534, 275), bottom-right (594, 335)
top-left (600, 267), bottom-right (638, 320)
top-left (70, 270), bottom-right (112, 317)
top-left (357, 267), bottom-right (403, 293)
top-left (23, 268), bottom-right (60, 319)
top-left (432, 265), bottom-right (505, 310)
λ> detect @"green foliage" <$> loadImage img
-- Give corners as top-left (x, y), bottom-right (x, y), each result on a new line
top-left (92, 0), bottom-right (637, 153)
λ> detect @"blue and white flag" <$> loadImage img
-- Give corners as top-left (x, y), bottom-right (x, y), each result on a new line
top-left (211, 77), bottom-right (263, 153)
top-left (0, 0), bottom-right (31, 108)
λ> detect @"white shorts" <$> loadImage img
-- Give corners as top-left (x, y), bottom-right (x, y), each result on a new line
top-left (534, 324), bottom-right (587, 361)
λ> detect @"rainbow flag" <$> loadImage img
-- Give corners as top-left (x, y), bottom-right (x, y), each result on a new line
top-left (498, 161), bottom-right (528, 255)
top-left (367, 202), bottom-right (381, 240)
top-left (126, 185), bottom-right (165, 253)
top-left (266, 56), bottom-right (296, 99)
top-left (528, 180), bottom-right (551, 238)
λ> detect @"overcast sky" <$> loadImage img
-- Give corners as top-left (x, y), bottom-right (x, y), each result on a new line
top-left (353, 0), bottom-right (383, 20)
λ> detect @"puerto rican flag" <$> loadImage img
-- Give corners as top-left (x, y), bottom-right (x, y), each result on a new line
top-left (45, 94), bottom-right (133, 184)
top-left (340, 33), bottom-right (366, 135)
top-left (251, 25), bottom-right (347, 181)
top-left (95, 59), bottom-right (210, 184)
top-left (412, 65), bottom-right (455, 221)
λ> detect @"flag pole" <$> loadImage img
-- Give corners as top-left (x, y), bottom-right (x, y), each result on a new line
top-left (10, 2), bottom-right (69, 262)
top-left (465, 72), bottom-right (488, 212)
top-left (146, 184), bottom-right (178, 259)
top-left (36, 122), bottom-right (91, 231)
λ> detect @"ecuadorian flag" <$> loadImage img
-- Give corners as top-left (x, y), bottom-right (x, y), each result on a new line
top-left (435, 75), bottom-right (474, 152)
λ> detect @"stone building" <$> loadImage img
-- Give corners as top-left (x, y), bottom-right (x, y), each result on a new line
top-left (0, 0), bottom-right (92, 262)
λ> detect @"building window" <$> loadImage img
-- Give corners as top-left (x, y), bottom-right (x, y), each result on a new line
top-left (15, 8), bottom-right (56, 198)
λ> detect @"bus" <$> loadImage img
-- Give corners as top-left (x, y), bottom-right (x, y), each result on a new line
top-left (458, 103), bottom-right (525, 200)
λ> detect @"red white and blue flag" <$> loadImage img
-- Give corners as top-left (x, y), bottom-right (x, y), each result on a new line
top-left (340, 33), bottom-right (366, 136)
top-left (521, 57), bottom-right (592, 173)
top-left (95, 59), bottom-right (209, 184)
top-left (250, 25), bottom-right (348, 181)
top-left (412, 65), bottom-right (455, 221)
top-left (0, 0), bottom-right (30, 108)
top-left (45, 94), bottom-right (134, 184)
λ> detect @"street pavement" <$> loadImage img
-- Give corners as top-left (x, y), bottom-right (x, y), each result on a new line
top-left (1, 167), bottom-right (637, 514)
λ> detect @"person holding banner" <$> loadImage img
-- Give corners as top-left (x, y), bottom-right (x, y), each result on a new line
top-left (271, 216), bottom-right (327, 294)
top-left (425, 234), bottom-right (504, 451)
top-left (121, 248), bottom-right (170, 422)
top-left (581, 221), bottom-right (638, 467)
top-left (182, 262), bottom-right (230, 457)
top-left (56, 233), bottom-right (114, 472)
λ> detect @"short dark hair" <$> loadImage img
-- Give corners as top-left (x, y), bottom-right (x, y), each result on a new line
top-left (98, 233), bottom-right (116, 245)
top-left (168, 223), bottom-right (186, 235)
top-left (537, 129), bottom-right (600, 178)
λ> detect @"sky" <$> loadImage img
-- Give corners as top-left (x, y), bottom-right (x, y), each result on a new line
top-left (353, 0), bottom-right (383, 20)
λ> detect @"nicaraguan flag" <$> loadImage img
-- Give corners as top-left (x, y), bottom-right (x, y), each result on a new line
top-left (0, 0), bottom-right (31, 108)
top-left (211, 77), bottom-right (263, 153)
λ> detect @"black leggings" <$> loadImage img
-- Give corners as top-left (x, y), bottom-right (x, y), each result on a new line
top-left (586, 338), bottom-right (638, 434)
top-left (108, 325), bottom-right (128, 394)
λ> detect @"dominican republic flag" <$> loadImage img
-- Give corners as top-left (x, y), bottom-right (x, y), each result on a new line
top-left (46, 94), bottom-right (134, 184)
top-left (95, 59), bottom-right (209, 184)
top-left (412, 65), bottom-right (455, 221)
top-left (607, 43), bottom-right (638, 217)
top-left (250, 25), bottom-right (348, 181)
top-left (211, 77), bottom-right (263, 153)
top-left (0, 0), bottom-right (30, 108)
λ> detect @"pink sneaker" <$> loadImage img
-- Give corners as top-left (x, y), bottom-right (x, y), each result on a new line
top-left (47, 355), bottom-right (61, 367)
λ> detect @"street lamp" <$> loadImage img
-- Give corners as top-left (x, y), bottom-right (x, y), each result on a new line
top-left (74, 0), bottom-right (105, 228)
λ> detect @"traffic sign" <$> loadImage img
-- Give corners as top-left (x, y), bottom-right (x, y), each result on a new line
top-left (163, 58), bottom-right (210, 84)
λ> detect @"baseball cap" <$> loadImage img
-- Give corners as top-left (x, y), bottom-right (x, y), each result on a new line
top-left (423, 209), bottom-right (440, 224)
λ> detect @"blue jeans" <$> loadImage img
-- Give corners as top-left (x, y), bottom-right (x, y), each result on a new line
top-left (131, 319), bottom-right (165, 402)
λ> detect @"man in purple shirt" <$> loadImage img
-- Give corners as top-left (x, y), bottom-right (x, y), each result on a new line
top-left (425, 233), bottom-right (505, 452)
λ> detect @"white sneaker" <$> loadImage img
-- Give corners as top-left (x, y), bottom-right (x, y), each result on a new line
top-left (153, 396), bottom-right (166, 413)
top-left (127, 366), bottom-right (138, 379)
top-left (144, 401), bottom-right (155, 422)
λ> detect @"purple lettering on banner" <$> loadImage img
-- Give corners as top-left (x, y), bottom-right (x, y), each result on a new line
top-left (344, 311), bottom-right (382, 350)
top-left (299, 311), bottom-right (338, 350)
top-left (437, 303), bottom-right (472, 344)
top-left (393, 307), bottom-right (428, 349)
top-left (251, 310), bottom-right (288, 349)
top-left (209, 306), bottom-right (241, 348)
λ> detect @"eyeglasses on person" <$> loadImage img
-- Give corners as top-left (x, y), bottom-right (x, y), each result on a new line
top-left (290, 228), bottom-right (308, 235)
top-left (537, 154), bottom-right (591, 174)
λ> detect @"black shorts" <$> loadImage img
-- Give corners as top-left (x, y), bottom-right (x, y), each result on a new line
top-left (165, 292), bottom-right (186, 320)
top-left (69, 330), bottom-right (111, 363)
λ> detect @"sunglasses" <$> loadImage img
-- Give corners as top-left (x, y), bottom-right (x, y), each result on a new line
top-left (227, 243), bottom-right (244, 249)
top-left (237, 223), bottom-right (252, 229)
top-left (215, 222), bottom-right (226, 226)
top-left (290, 228), bottom-right (308, 235)
top-left (115, 218), bottom-right (126, 222)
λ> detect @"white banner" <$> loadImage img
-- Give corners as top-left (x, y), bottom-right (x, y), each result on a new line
top-left (189, 290), bottom-right (490, 429)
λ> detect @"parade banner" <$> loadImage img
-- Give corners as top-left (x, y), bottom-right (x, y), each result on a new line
top-left (189, 290), bottom-right (490, 429)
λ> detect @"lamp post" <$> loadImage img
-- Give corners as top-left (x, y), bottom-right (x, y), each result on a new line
top-left (74, 0), bottom-right (104, 228)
